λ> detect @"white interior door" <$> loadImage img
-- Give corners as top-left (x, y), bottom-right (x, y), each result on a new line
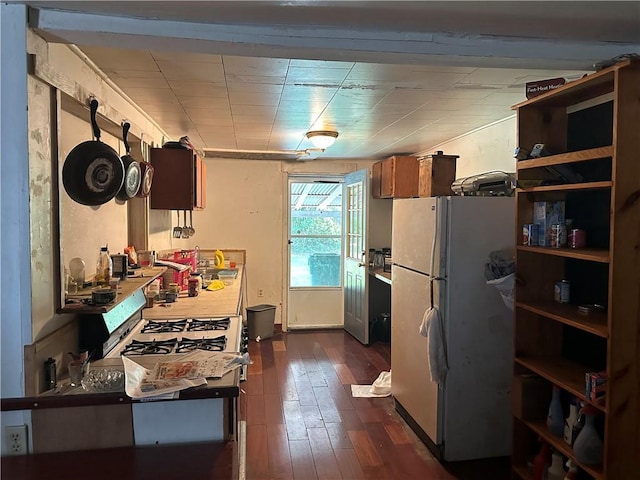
top-left (287, 176), bottom-right (344, 329)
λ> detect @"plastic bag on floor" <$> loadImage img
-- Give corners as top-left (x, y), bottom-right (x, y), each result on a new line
top-left (487, 272), bottom-right (515, 311)
top-left (371, 370), bottom-right (392, 395)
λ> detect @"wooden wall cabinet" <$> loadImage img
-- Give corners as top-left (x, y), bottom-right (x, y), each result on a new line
top-left (371, 155), bottom-right (418, 198)
top-left (149, 148), bottom-right (206, 210)
top-left (511, 60), bottom-right (639, 480)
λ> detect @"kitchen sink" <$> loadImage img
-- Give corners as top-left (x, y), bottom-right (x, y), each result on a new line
top-left (197, 267), bottom-right (238, 279)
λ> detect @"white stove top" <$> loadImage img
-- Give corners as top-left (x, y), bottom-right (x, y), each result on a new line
top-left (106, 315), bottom-right (242, 359)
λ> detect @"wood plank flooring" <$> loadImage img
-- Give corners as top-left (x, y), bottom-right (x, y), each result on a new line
top-left (241, 329), bottom-right (456, 480)
top-left (2, 329), bottom-right (511, 479)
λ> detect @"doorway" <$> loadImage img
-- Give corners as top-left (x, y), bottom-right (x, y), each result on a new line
top-left (286, 175), bottom-right (344, 329)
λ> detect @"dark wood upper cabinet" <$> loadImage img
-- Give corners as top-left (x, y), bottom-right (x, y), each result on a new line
top-left (149, 148), bottom-right (206, 210)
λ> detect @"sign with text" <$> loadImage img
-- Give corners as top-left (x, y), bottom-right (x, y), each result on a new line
top-left (526, 78), bottom-right (566, 99)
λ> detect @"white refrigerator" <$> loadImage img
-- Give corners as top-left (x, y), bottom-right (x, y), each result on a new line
top-left (391, 196), bottom-right (514, 461)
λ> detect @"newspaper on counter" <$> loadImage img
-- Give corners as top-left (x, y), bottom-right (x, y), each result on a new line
top-left (122, 351), bottom-right (246, 399)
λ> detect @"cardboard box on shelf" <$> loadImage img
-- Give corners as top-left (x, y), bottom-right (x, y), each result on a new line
top-left (533, 201), bottom-right (565, 247)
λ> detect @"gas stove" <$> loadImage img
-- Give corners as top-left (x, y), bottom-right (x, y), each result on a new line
top-left (104, 316), bottom-right (241, 359)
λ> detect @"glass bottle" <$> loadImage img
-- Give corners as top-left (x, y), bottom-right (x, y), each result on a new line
top-left (547, 386), bottom-right (564, 437)
top-left (95, 245), bottom-right (112, 287)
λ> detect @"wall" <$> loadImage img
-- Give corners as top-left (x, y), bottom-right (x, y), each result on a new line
top-left (1, 4), bottom-right (32, 449)
top-left (428, 116), bottom-right (517, 179)
top-left (164, 158), bottom-right (372, 324)
top-left (59, 111), bottom-right (129, 285)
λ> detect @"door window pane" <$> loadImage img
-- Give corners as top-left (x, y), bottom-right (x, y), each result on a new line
top-left (289, 181), bottom-right (342, 287)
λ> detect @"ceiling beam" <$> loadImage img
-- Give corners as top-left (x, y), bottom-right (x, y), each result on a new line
top-left (317, 185), bottom-right (341, 211)
top-left (29, 8), bottom-right (639, 71)
top-left (294, 184), bottom-right (313, 211)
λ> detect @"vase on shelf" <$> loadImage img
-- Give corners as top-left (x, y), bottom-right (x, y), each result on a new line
top-left (547, 386), bottom-right (564, 437)
top-left (573, 405), bottom-right (603, 465)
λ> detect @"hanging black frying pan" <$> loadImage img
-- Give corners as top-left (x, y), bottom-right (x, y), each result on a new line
top-left (115, 122), bottom-right (142, 201)
top-left (62, 99), bottom-right (125, 206)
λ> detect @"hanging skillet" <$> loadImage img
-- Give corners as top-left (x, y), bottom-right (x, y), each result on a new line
top-left (62, 99), bottom-right (124, 206)
top-left (136, 142), bottom-right (154, 198)
top-left (115, 122), bottom-right (142, 201)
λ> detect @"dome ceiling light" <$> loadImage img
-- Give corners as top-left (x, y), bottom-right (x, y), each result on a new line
top-left (305, 130), bottom-right (339, 150)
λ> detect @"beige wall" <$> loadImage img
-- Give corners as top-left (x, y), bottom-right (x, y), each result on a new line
top-left (428, 116), bottom-right (517, 179)
top-left (60, 111), bottom-right (129, 285)
top-left (160, 158), bottom-right (372, 324)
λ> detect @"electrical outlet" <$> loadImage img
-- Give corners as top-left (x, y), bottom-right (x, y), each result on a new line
top-left (257, 288), bottom-right (264, 297)
top-left (5, 425), bottom-right (27, 455)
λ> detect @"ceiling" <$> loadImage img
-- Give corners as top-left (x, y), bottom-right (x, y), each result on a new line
top-left (26, 1), bottom-right (640, 161)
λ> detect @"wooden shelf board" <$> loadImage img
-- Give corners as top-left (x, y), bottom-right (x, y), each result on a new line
top-left (515, 301), bottom-right (608, 338)
top-left (516, 246), bottom-right (609, 263)
top-left (517, 180), bottom-right (612, 193)
top-left (516, 146), bottom-right (613, 171)
top-left (524, 420), bottom-right (604, 479)
top-left (514, 356), bottom-right (607, 414)
top-left (512, 464), bottom-right (534, 480)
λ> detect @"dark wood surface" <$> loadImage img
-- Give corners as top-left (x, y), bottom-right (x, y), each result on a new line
top-left (242, 329), bottom-right (510, 480)
top-left (2, 329), bottom-right (510, 479)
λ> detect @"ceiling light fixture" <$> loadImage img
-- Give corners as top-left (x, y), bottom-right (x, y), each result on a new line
top-left (305, 130), bottom-right (339, 150)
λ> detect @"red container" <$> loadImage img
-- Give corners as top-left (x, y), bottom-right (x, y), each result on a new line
top-left (568, 229), bottom-right (586, 248)
top-left (173, 249), bottom-right (197, 271)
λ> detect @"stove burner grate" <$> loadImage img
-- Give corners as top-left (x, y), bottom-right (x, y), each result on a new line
top-left (141, 319), bottom-right (187, 333)
top-left (187, 317), bottom-right (230, 332)
top-left (176, 336), bottom-right (227, 353)
top-left (121, 338), bottom-right (177, 356)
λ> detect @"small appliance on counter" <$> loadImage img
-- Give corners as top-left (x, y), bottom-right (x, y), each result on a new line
top-left (382, 248), bottom-right (392, 273)
top-left (451, 171), bottom-right (516, 196)
top-left (111, 254), bottom-right (128, 280)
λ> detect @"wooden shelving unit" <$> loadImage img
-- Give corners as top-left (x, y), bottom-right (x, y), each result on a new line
top-left (511, 59), bottom-right (640, 479)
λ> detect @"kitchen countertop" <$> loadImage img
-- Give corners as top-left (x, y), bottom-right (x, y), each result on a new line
top-left (144, 265), bottom-right (245, 319)
top-left (1, 359), bottom-right (240, 411)
top-left (370, 267), bottom-right (392, 285)
top-left (1, 266), bottom-right (246, 412)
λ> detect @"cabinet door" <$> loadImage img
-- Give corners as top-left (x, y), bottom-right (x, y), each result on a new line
top-left (150, 149), bottom-right (205, 210)
top-left (380, 157), bottom-right (395, 197)
top-left (371, 161), bottom-right (383, 198)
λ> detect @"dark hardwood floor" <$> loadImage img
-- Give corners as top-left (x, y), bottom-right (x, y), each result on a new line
top-left (240, 329), bottom-right (510, 480)
top-left (1, 329), bottom-right (510, 479)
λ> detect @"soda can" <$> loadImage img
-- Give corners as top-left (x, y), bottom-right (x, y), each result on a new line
top-left (568, 228), bottom-right (586, 248)
top-left (550, 223), bottom-right (567, 248)
top-left (554, 280), bottom-right (570, 303)
top-left (523, 224), bottom-right (539, 246)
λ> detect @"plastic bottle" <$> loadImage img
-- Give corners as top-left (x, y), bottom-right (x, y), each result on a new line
top-left (564, 398), bottom-right (579, 444)
top-left (563, 459), bottom-right (578, 480)
top-left (533, 441), bottom-right (551, 480)
top-left (571, 402), bottom-right (586, 446)
top-left (547, 386), bottom-right (564, 436)
top-left (547, 451), bottom-right (565, 480)
top-left (573, 405), bottom-right (603, 465)
top-left (95, 245), bottom-right (112, 286)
